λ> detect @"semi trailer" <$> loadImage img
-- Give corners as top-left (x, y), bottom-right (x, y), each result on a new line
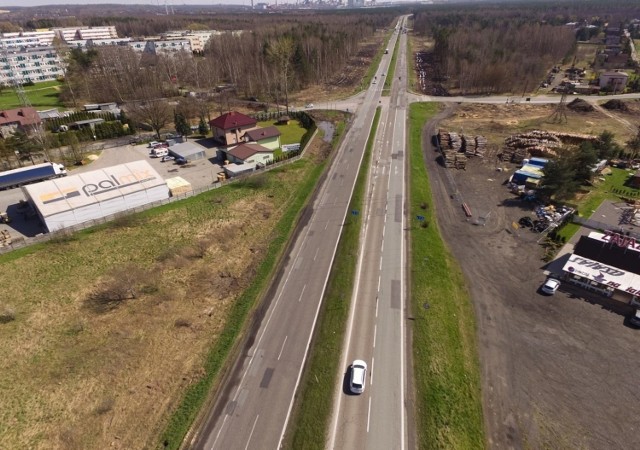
top-left (0, 162), bottom-right (67, 190)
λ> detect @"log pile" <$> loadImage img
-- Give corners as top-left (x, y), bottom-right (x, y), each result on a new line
top-left (502, 130), bottom-right (599, 163)
top-left (449, 132), bottom-right (462, 151)
top-left (0, 230), bottom-right (12, 247)
top-left (454, 154), bottom-right (467, 169)
top-left (443, 149), bottom-right (457, 168)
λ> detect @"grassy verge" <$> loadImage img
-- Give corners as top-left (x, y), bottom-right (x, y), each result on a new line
top-left (0, 80), bottom-right (64, 109)
top-left (284, 107), bottom-right (381, 449)
top-left (383, 31), bottom-right (401, 95)
top-left (359, 27), bottom-right (396, 93)
top-left (408, 103), bottom-right (485, 449)
top-left (160, 159), bottom-right (328, 449)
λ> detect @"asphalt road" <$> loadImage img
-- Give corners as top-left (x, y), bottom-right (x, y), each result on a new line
top-left (328, 18), bottom-right (409, 450)
top-left (187, 24), bottom-right (397, 450)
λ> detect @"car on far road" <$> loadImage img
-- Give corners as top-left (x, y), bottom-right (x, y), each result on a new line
top-left (629, 309), bottom-right (640, 328)
top-left (349, 360), bottom-right (367, 394)
top-left (305, 103), bottom-right (314, 109)
top-left (541, 278), bottom-right (560, 295)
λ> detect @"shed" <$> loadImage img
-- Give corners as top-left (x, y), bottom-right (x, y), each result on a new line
top-left (68, 118), bottom-right (105, 130)
top-left (528, 157), bottom-right (549, 168)
top-left (21, 160), bottom-right (168, 232)
top-left (168, 141), bottom-right (206, 161)
top-left (224, 162), bottom-right (257, 178)
top-left (512, 164), bottom-right (545, 185)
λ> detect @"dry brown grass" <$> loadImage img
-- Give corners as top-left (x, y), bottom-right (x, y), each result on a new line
top-left (440, 102), bottom-right (637, 150)
top-left (0, 155), bottom-right (319, 449)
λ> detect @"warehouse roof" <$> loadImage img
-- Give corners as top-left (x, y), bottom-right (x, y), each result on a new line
top-left (22, 160), bottom-right (166, 218)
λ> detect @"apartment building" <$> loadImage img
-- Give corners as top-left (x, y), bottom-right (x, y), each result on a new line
top-left (0, 46), bottom-right (64, 84)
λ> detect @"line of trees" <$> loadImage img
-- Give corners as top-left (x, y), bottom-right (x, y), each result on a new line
top-left (411, 1), bottom-right (640, 95)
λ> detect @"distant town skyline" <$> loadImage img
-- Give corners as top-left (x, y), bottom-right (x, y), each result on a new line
top-left (1, 0), bottom-right (309, 6)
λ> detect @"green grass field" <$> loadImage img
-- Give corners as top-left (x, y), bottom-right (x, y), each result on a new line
top-left (0, 80), bottom-right (64, 109)
top-left (408, 103), bottom-right (485, 450)
top-left (284, 108), bottom-right (380, 449)
top-left (258, 119), bottom-right (307, 145)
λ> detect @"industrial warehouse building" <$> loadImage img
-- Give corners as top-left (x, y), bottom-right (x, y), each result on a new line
top-left (559, 230), bottom-right (640, 304)
top-left (169, 141), bottom-right (207, 161)
top-left (22, 160), bottom-right (168, 232)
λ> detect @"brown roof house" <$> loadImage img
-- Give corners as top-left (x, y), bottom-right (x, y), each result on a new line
top-left (209, 111), bottom-right (257, 146)
top-left (0, 107), bottom-right (41, 138)
top-left (243, 126), bottom-right (281, 151)
top-left (223, 142), bottom-right (275, 178)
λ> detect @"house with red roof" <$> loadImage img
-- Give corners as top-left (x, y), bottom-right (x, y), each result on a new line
top-left (243, 125), bottom-right (281, 151)
top-left (0, 107), bottom-right (41, 138)
top-left (209, 111), bottom-right (257, 146)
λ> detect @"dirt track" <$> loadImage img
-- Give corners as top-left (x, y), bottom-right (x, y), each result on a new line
top-left (424, 105), bottom-right (640, 450)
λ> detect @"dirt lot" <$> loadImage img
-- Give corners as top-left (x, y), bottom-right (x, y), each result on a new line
top-left (425, 104), bottom-right (640, 449)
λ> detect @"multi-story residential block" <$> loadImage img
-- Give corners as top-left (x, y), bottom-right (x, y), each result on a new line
top-left (128, 39), bottom-right (192, 55)
top-left (163, 30), bottom-right (214, 52)
top-left (66, 38), bottom-right (132, 49)
top-left (53, 26), bottom-right (118, 42)
top-left (0, 46), bottom-right (64, 84)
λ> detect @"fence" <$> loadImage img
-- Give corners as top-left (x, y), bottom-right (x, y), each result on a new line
top-left (0, 128), bottom-right (318, 255)
top-left (572, 215), bottom-right (640, 240)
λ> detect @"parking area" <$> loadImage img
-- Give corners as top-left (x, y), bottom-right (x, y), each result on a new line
top-left (425, 113), bottom-right (640, 449)
top-left (0, 138), bottom-right (224, 240)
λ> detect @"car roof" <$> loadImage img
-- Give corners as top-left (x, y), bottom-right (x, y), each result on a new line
top-left (545, 278), bottom-right (560, 286)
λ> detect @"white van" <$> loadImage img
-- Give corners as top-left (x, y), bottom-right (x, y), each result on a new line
top-left (151, 148), bottom-right (169, 158)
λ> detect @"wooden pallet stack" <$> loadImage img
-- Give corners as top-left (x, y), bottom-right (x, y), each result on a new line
top-left (454, 154), bottom-right (467, 169)
top-left (438, 130), bottom-right (451, 149)
top-left (449, 132), bottom-right (462, 151)
top-left (443, 149), bottom-right (457, 168)
top-left (474, 135), bottom-right (487, 157)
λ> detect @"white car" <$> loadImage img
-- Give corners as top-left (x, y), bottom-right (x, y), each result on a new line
top-left (349, 360), bottom-right (367, 394)
top-left (541, 278), bottom-right (560, 295)
top-left (630, 309), bottom-right (640, 328)
top-left (305, 103), bottom-right (314, 109)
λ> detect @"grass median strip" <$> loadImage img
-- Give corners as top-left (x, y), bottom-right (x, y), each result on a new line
top-left (284, 107), bottom-right (381, 449)
top-left (383, 31), bottom-right (401, 95)
top-left (408, 102), bottom-right (485, 450)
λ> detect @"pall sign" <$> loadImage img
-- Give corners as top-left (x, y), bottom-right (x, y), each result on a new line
top-left (39, 169), bottom-right (157, 204)
top-left (82, 170), bottom-right (156, 197)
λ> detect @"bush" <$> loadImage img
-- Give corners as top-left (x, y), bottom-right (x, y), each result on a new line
top-left (0, 303), bottom-right (16, 323)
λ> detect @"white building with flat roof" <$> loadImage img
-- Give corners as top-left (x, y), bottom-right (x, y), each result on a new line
top-left (0, 46), bottom-right (63, 84)
top-left (22, 160), bottom-right (169, 232)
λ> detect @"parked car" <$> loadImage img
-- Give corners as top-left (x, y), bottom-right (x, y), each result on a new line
top-left (349, 360), bottom-right (367, 394)
top-left (160, 155), bottom-right (175, 162)
top-left (175, 157), bottom-right (188, 165)
top-left (629, 309), bottom-right (640, 328)
top-left (305, 103), bottom-right (314, 109)
top-left (148, 141), bottom-right (160, 148)
top-left (541, 278), bottom-right (560, 295)
top-left (519, 216), bottom-right (534, 228)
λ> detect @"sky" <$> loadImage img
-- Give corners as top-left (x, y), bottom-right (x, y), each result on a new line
top-left (1, 0), bottom-right (278, 6)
